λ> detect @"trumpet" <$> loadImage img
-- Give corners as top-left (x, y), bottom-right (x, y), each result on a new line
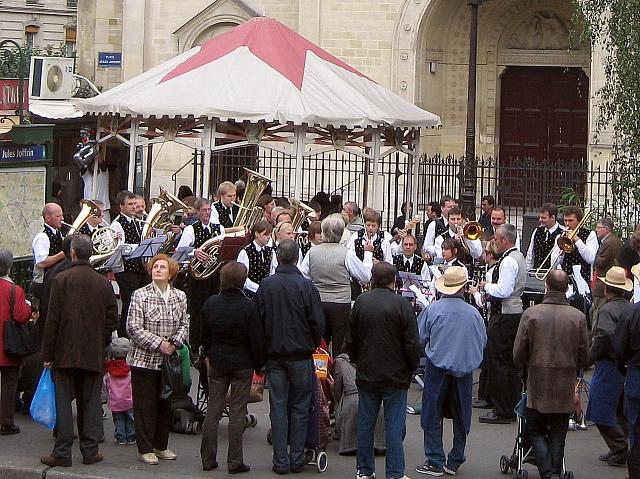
top-left (533, 209), bottom-right (592, 281)
top-left (461, 221), bottom-right (483, 241)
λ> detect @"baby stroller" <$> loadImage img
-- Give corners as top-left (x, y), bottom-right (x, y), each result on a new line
top-left (195, 354), bottom-right (259, 428)
top-left (499, 392), bottom-right (574, 479)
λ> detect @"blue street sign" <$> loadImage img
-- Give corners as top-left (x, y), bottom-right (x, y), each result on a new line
top-left (98, 52), bottom-right (122, 68)
top-left (0, 144), bottom-right (46, 161)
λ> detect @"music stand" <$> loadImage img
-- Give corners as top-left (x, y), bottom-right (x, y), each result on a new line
top-left (128, 236), bottom-right (168, 260)
top-left (172, 246), bottom-right (193, 264)
top-left (398, 271), bottom-right (423, 290)
top-left (218, 235), bottom-right (247, 262)
top-left (103, 245), bottom-right (126, 273)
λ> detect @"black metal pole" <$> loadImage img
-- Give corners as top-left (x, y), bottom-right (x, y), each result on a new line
top-left (462, 0), bottom-right (482, 220)
top-left (0, 40), bottom-right (26, 124)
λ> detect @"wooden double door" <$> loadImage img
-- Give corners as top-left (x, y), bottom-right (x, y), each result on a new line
top-left (498, 66), bottom-right (589, 206)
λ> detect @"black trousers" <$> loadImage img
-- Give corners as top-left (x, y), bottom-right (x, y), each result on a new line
top-left (485, 313), bottom-right (521, 418)
top-left (526, 408), bottom-right (570, 479)
top-left (321, 302), bottom-right (351, 357)
top-left (187, 276), bottom-right (219, 355)
top-left (131, 367), bottom-right (171, 454)
top-left (115, 271), bottom-right (148, 338)
top-left (476, 351), bottom-right (489, 402)
top-left (0, 365), bottom-right (20, 426)
top-left (596, 392), bottom-right (628, 456)
top-left (200, 366), bottom-right (252, 469)
top-left (629, 420), bottom-right (640, 479)
top-left (52, 368), bottom-right (103, 461)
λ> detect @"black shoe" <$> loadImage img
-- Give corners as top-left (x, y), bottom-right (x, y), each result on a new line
top-left (599, 451), bottom-right (614, 462)
top-left (229, 464), bottom-right (250, 474)
top-left (478, 412), bottom-right (515, 424)
top-left (203, 461), bottom-right (218, 471)
top-left (472, 399), bottom-right (492, 409)
top-left (415, 462), bottom-right (444, 476)
top-left (290, 462), bottom-right (304, 473)
top-left (0, 424), bottom-right (20, 435)
top-left (82, 452), bottom-right (104, 465)
top-left (608, 451), bottom-right (628, 467)
top-left (272, 465), bottom-right (288, 475)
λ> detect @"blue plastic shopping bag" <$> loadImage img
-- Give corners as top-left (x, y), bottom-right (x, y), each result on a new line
top-left (30, 368), bottom-right (57, 429)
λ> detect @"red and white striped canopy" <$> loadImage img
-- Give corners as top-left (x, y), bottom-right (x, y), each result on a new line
top-left (77, 17), bottom-right (440, 129)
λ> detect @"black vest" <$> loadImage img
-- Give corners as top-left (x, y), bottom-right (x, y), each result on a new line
top-left (532, 225), bottom-right (563, 269)
top-left (562, 227), bottom-right (592, 283)
top-left (393, 254), bottom-right (424, 275)
top-left (354, 229), bottom-right (385, 262)
top-left (213, 202), bottom-right (235, 228)
top-left (244, 243), bottom-right (273, 286)
top-left (78, 224), bottom-right (104, 237)
top-left (44, 226), bottom-right (63, 257)
top-left (114, 215), bottom-right (143, 273)
top-left (489, 247), bottom-right (518, 314)
top-left (434, 218), bottom-right (447, 238)
top-left (192, 222), bottom-right (221, 249)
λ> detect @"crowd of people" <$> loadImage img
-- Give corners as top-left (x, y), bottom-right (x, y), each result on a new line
top-left (0, 183), bottom-right (640, 479)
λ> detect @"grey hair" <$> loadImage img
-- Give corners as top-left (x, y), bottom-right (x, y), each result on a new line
top-left (276, 239), bottom-right (299, 266)
top-left (598, 217), bottom-right (614, 231)
top-left (0, 250), bottom-right (13, 277)
top-left (322, 216), bottom-right (345, 243)
top-left (194, 197), bottom-right (211, 210)
top-left (497, 223), bottom-right (517, 244)
top-left (71, 235), bottom-right (93, 260)
top-left (343, 201), bottom-right (360, 216)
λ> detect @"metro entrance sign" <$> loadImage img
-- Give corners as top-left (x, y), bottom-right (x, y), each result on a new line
top-left (0, 78), bottom-right (29, 111)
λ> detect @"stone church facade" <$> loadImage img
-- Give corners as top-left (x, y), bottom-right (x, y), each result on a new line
top-left (75, 0), bottom-right (611, 193)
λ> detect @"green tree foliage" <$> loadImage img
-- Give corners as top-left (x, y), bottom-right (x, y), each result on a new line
top-left (0, 42), bottom-right (66, 78)
top-left (575, 1), bottom-right (640, 235)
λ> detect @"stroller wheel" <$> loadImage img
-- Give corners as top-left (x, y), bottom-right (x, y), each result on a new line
top-left (563, 472), bottom-right (574, 479)
top-left (316, 451), bottom-right (328, 473)
top-left (246, 413), bottom-right (258, 427)
top-left (499, 455), bottom-right (511, 474)
top-left (514, 469), bottom-right (528, 479)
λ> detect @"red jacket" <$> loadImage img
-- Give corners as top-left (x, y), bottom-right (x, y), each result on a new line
top-left (0, 279), bottom-right (32, 367)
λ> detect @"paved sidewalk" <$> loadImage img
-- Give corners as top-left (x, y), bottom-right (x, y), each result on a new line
top-left (0, 372), bottom-right (628, 479)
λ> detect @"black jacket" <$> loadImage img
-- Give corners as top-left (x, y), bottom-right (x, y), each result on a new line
top-left (201, 290), bottom-right (265, 371)
top-left (591, 296), bottom-right (632, 364)
top-left (346, 287), bottom-right (421, 390)
top-left (256, 264), bottom-right (325, 361)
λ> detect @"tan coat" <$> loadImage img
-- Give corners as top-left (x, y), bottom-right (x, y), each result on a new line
top-left (592, 233), bottom-right (623, 298)
top-left (513, 292), bottom-right (589, 413)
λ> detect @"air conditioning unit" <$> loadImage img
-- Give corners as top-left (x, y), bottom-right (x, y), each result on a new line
top-left (29, 56), bottom-right (75, 100)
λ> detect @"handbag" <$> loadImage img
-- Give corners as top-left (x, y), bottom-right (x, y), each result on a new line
top-left (160, 352), bottom-right (186, 402)
top-left (3, 283), bottom-right (36, 357)
top-left (248, 372), bottom-right (265, 403)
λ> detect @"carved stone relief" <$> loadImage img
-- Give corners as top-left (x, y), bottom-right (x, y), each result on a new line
top-left (505, 10), bottom-right (570, 50)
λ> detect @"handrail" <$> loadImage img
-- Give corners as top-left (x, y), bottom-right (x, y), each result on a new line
top-left (171, 154), bottom-right (198, 194)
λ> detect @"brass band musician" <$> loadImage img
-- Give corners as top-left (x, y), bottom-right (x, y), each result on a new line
top-left (525, 203), bottom-right (565, 271)
top-left (31, 203), bottom-right (66, 299)
top-left (212, 181), bottom-right (240, 228)
top-left (560, 206), bottom-right (598, 284)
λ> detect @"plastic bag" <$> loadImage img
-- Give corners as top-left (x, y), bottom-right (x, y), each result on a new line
top-left (30, 369), bottom-right (57, 429)
top-left (160, 353), bottom-right (186, 402)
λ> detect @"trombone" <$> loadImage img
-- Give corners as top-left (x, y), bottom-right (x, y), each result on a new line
top-left (533, 209), bottom-right (592, 281)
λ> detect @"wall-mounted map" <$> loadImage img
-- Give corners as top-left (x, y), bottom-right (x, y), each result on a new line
top-left (0, 166), bottom-right (46, 257)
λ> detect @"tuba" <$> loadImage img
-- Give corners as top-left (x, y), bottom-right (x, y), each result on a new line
top-left (141, 186), bottom-right (188, 241)
top-left (66, 199), bottom-right (103, 234)
top-left (189, 168), bottom-right (273, 280)
top-left (289, 198), bottom-right (317, 252)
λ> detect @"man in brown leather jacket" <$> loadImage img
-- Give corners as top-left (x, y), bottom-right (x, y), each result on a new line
top-left (513, 270), bottom-right (589, 479)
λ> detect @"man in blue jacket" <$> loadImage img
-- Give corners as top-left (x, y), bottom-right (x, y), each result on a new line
top-left (415, 266), bottom-right (487, 476)
top-left (256, 240), bottom-right (325, 475)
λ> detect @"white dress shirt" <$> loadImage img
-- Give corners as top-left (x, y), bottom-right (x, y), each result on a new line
top-left (421, 217), bottom-right (448, 255)
top-left (237, 241), bottom-right (268, 293)
top-left (176, 221), bottom-right (225, 249)
top-left (484, 252), bottom-right (519, 299)
top-left (299, 247), bottom-right (374, 284)
top-left (568, 230), bottom-right (599, 265)
top-left (434, 230), bottom-right (483, 260)
top-left (32, 224), bottom-right (59, 265)
top-left (525, 222), bottom-right (564, 270)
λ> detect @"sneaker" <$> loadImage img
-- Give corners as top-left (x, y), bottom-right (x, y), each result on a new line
top-left (356, 471), bottom-right (376, 479)
top-left (126, 439), bottom-right (137, 445)
top-left (140, 453), bottom-right (159, 465)
top-left (416, 462), bottom-right (444, 476)
top-left (115, 440), bottom-right (126, 445)
top-left (443, 463), bottom-right (457, 475)
top-left (568, 418), bottom-right (577, 431)
top-left (153, 448), bottom-right (177, 460)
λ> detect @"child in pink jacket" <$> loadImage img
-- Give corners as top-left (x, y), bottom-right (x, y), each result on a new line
top-left (105, 337), bottom-right (135, 445)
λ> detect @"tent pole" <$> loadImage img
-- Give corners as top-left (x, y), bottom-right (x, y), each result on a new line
top-left (127, 118), bottom-right (139, 191)
top-left (411, 128), bottom-right (422, 221)
top-left (293, 125), bottom-right (306, 199)
top-left (371, 128), bottom-right (381, 210)
top-left (202, 119), bottom-right (214, 198)
top-left (92, 116), bottom-right (102, 199)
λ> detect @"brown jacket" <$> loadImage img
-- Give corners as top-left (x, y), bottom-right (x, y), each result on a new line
top-left (42, 261), bottom-right (118, 373)
top-left (513, 291), bottom-right (589, 413)
top-left (592, 233), bottom-right (623, 298)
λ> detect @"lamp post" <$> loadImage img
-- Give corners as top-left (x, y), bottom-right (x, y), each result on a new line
top-left (461, 0), bottom-right (483, 220)
top-left (0, 39), bottom-right (27, 125)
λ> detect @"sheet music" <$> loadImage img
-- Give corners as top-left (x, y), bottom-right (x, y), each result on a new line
top-left (429, 265), bottom-right (442, 279)
top-left (409, 285), bottom-right (429, 308)
top-left (572, 265), bottom-right (590, 295)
